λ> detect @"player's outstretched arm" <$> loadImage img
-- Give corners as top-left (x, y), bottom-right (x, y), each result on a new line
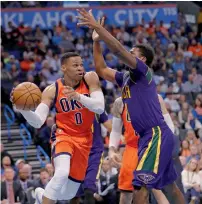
top-left (15, 84), bottom-right (56, 129)
top-left (158, 94), bottom-right (175, 133)
top-left (93, 26), bottom-right (137, 70)
top-left (93, 41), bottom-right (117, 83)
top-left (77, 9), bottom-right (137, 69)
top-left (92, 17), bottom-right (117, 83)
top-left (76, 71), bottom-right (105, 114)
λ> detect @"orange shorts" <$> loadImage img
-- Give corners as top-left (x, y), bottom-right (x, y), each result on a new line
top-left (118, 145), bottom-right (138, 191)
top-left (51, 135), bottom-right (92, 182)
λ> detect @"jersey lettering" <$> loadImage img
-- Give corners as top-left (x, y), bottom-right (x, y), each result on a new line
top-left (122, 85), bottom-right (131, 99)
top-left (60, 98), bottom-right (71, 112)
top-left (59, 94), bottom-right (90, 112)
top-left (70, 100), bottom-right (82, 110)
top-left (75, 112), bottom-right (83, 125)
top-left (54, 78), bottom-right (95, 137)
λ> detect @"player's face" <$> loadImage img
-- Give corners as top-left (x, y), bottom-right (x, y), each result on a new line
top-left (130, 47), bottom-right (147, 64)
top-left (62, 56), bottom-right (84, 81)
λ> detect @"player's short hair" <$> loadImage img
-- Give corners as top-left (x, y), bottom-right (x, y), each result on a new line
top-left (134, 44), bottom-right (155, 67)
top-left (60, 52), bottom-right (80, 65)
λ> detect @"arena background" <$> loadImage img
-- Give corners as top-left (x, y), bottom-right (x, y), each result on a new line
top-left (1, 1), bottom-right (202, 203)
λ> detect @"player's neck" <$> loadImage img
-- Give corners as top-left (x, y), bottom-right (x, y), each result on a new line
top-left (63, 76), bottom-right (80, 87)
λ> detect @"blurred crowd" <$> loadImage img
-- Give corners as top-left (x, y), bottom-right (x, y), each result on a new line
top-left (1, 142), bottom-right (54, 203)
top-left (1, 4), bottom-right (202, 204)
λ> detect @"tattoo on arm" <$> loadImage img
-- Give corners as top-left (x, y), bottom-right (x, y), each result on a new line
top-left (112, 98), bottom-right (123, 118)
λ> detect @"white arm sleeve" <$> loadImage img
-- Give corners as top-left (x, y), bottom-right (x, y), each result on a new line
top-left (109, 117), bottom-right (123, 149)
top-left (163, 113), bottom-right (175, 133)
top-left (18, 103), bottom-right (49, 129)
top-left (101, 124), bottom-right (107, 138)
top-left (78, 90), bottom-right (104, 114)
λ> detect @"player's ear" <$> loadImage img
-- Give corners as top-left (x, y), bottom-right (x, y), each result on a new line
top-left (61, 65), bottom-right (66, 72)
top-left (140, 56), bottom-right (147, 64)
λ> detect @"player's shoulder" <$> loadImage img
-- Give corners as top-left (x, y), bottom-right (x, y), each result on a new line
top-left (84, 71), bottom-right (99, 84)
top-left (84, 71), bottom-right (99, 79)
top-left (41, 83), bottom-right (56, 102)
top-left (112, 97), bottom-right (123, 117)
top-left (42, 83), bottom-right (56, 95)
top-left (114, 97), bottom-right (123, 105)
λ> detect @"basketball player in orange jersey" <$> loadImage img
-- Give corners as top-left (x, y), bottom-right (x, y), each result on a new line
top-left (10, 52), bottom-right (105, 204)
top-left (109, 96), bottom-right (174, 204)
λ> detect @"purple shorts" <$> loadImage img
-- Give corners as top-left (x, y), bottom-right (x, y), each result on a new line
top-left (76, 150), bottom-right (103, 197)
top-left (133, 124), bottom-right (177, 190)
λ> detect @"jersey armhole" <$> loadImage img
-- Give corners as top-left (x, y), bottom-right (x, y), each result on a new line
top-left (83, 74), bottom-right (90, 90)
top-left (50, 81), bottom-right (58, 111)
top-left (115, 71), bottom-right (124, 87)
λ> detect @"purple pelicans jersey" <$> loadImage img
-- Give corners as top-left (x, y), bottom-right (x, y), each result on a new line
top-left (76, 112), bottom-right (108, 196)
top-left (115, 58), bottom-right (177, 190)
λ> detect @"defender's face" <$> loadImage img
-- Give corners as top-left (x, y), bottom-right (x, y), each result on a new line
top-left (62, 56), bottom-right (84, 81)
top-left (130, 47), bottom-right (146, 64)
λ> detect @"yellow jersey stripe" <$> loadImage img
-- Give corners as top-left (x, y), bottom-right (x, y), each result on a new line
top-left (153, 126), bottom-right (162, 174)
top-left (137, 128), bottom-right (155, 171)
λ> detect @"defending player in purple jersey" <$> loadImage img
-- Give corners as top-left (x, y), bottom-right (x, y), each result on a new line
top-left (70, 111), bottom-right (111, 204)
top-left (115, 60), bottom-right (165, 133)
top-left (76, 9), bottom-right (185, 204)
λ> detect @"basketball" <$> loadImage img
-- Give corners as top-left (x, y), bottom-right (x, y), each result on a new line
top-left (12, 82), bottom-right (42, 110)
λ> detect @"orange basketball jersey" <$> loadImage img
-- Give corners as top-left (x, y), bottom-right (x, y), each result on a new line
top-left (121, 103), bottom-right (139, 148)
top-left (52, 77), bottom-right (95, 141)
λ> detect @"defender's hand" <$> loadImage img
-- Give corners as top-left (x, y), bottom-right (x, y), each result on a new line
top-left (92, 17), bottom-right (105, 41)
top-left (77, 9), bottom-right (99, 29)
